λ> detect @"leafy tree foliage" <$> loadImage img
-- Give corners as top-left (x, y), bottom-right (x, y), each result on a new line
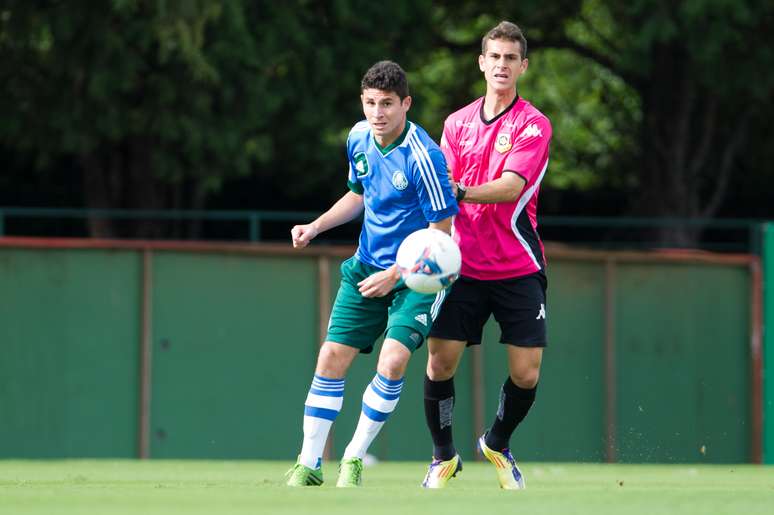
top-left (1, 0), bottom-right (772, 243)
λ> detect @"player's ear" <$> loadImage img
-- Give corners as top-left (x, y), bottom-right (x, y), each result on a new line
top-left (478, 54), bottom-right (485, 72)
top-left (402, 95), bottom-right (412, 111)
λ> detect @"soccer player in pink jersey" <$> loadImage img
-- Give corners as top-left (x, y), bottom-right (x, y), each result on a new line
top-left (421, 21), bottom-right (552, 490)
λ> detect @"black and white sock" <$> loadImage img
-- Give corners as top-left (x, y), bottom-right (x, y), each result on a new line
top-left (424, 375), bottom-right (456, 460)
top-left (485, 377), bottom-right (536, 451)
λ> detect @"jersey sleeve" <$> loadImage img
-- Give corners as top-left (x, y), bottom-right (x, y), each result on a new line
top-left (440, 118), bottom-right (460, 181)
top-left (411, 145), bottom-right (458, 223)
top-left (503, 116), bottom-right (552, 183)
top-left (346, 122), bottom-right (369, 194)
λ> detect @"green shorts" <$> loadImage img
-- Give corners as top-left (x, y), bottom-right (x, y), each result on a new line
top-left (325, 257), bottom-right (446, 353)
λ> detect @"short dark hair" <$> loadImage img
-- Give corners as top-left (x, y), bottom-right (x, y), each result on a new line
top-left (481, 21), bottom-right (527, 59)
top-left (360, 60), bottom-right (410, 99)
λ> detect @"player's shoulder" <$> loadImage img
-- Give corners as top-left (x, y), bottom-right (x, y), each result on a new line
top-left (347, 120), bottom-right (371, 150)
top-left (403, 122), bottom-right (445, 174)
top-left (518, 99), bottom-right (552, 130)
top-left (444, 97), bottom-right (484, 128)
top-left (407, 121), bottom-right (440, 150)
top-left (348, 120), bottom-right (371, 140)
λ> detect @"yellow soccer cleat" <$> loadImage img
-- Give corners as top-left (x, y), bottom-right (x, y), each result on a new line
top-left (478, 435), bottom-right (525, 490)
top-left (421, 454), bottom-right (462, 488)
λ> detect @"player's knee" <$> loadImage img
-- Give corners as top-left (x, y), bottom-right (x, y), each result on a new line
top-left (510, 368), bottom-right (540, 389)
top-left (316, 344), bottom-right (350, 376)
top-left (377, 353), bottom-right (408, 380)
top-left (426, 356), bottom-right (456, 381)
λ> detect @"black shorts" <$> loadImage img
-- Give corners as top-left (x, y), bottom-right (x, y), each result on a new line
top-left (429, 271), bottom-right (547, 347)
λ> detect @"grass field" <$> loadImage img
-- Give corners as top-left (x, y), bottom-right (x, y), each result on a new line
top-left (1, 460), bottom-right (772, 515)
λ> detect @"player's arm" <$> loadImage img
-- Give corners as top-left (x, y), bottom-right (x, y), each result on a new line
top-left (454, 171), bottom-right (526, 204)
top-left (291, 191), bottom-right (364, 248)
top-left (429, 216), bottom-right (453, 235)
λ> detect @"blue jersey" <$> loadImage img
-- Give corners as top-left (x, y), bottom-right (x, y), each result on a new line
top-left (347, 120), bottom-right (458, 269)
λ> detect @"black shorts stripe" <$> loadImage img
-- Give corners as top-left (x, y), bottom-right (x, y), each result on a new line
top-left (515, 209), bottom-right (545, 269)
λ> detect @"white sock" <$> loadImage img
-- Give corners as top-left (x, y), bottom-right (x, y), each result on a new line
top-left (343, 373), bottom-right (404, 459)
top-left (299, 375), bottom-right (344, 469)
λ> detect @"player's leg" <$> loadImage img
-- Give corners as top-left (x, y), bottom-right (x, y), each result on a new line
top-left (293, 342), bottom-right (358, 473)
top-left (288, 257), bottom-right (388, 487)
top-left (485, 346), bottom-right (542, 451)
top-left (337, 336), bottom-right (411, 486)
top-left (337, 287), bottom-right (434, 487)
top-left (422, 277), bottom-right (490, 488)
top-left (425, 337), bottom-right (466, 458)
top-left (479, 272), bottom-right (547, 490)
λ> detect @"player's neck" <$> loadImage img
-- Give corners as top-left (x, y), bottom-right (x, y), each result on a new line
top-left (373, 120), bottom-right (409, 154)
top-left (483, 89), bottom-right (518, 120)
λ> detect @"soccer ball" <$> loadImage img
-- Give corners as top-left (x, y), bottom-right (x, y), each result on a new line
top-left (396, 228), bottom-right (461, 294)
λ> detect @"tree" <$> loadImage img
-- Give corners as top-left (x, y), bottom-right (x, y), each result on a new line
top-left (531, 0), bottom-right (772, 242)
top-left (1, 1), bottom-right (772, 244)
top-left (0, 0), bottom-right (442, 236)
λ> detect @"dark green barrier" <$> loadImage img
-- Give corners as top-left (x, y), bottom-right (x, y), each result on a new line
top-left (0, 241), bottom-right (761, 463)
top-left (147, 252), bottom-right (319, 459)
top-left (613, 263), bottom-right (750, 463)
top-left (764, 223), bottom-right (774, 464)
top-left (0, 249), bottom-right (140, 458)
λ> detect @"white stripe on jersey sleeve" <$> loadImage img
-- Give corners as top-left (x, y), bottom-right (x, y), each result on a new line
top-left (509, 159), bottom-right (549, 269)
top-left (407, 134), bottom-right (445, 211)
top-left (411, 134), bottom-right (448, 210)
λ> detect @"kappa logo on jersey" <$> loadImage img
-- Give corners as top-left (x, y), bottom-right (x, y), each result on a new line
top-left (536, 303), bottom-right (546, 320)
top-left (353, 152), bottom-right (369, 177)
top-left (522, 123), bottom-right (543, 138)
top-left (414, 313), bottom-right (428, 326)
top-left (495, 133), bottom-right (512, 153)
top-left (392, 170), bottom-right (408, 190)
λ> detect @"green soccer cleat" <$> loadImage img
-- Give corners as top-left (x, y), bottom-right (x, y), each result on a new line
top-left (285, 459), bottom-right (324, 487)
top-left (421, 454), bottom-right (462, 488)
top-left (336, 457), bottom-right (364, 487)
top-left (478, 435), bottom-right (525, 490)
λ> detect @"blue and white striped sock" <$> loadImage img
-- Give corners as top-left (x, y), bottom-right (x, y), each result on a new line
top-left (342, 373), bottom-right (404, 459)
top-left (299, 375), bottom-right (344, 469)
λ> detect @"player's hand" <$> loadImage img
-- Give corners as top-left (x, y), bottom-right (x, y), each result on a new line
top-left (290, 223), bottom-right (319, 248)
top-left (358, 265), bottom-right (400, 298)
top-left (447, 168), bottom-right (458, 197)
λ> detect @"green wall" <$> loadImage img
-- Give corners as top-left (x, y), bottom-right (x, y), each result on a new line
top-left (0, 244), bottom-right (760, 463)
top-left (0, 249), bottom-right (140, 458)
top-left (764, 224), bottom-right (774, 464)
top-left (613, 263), bottom-right (750, 463)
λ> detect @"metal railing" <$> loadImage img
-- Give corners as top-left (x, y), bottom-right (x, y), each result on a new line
top-left (0, 207), bottom-right (768, 254)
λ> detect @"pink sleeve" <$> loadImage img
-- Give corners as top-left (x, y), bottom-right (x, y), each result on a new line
top-left (440, 119), bottom-right (460, 181)
top-left (503, 117), bottom-right (552, 183)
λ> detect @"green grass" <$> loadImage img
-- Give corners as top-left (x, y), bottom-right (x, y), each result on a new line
top-left (1, 460), bottom-right (772, 515)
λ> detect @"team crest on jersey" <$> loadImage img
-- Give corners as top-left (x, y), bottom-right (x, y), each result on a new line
top-left (495, 133), bottom-right (512, 153)
top-left (354, 152), bottom-right (369, 177)
top-left (392, 170), bottom-right (408, 190)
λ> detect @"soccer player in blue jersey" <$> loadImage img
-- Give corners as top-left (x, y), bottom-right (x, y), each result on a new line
top-left (285, 61), bottom-right (458, 487)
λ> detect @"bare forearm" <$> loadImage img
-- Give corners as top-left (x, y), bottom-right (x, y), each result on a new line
top-left (429, 217), bottom-right (453, 235)
top-left (312, 191), bottom-right (364, 233)
top-left (459, 172), bottom-right (526, 204)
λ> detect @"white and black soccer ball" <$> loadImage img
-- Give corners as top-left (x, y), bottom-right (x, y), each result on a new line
top-left (396, 228), bottom-right (461, 294)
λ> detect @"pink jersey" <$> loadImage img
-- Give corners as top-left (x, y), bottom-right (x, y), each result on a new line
top-left (441, 96), bottom-right (552, 280)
